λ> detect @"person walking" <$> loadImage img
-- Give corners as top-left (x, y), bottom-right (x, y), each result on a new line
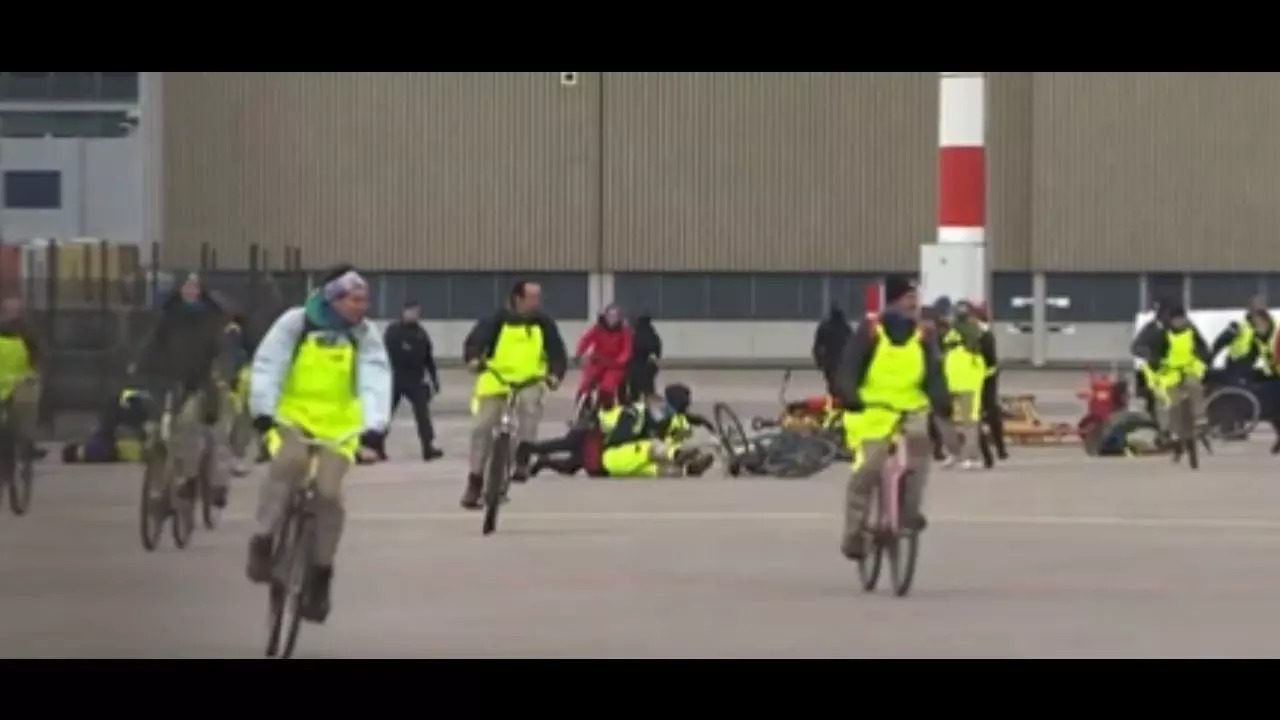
top-left (812, 306), bottom-right (852, 393)
top-left (973, 302), bottom-right (1008, 460)
top-left (624, 313), bottom-right (662, 403)
top-left (382, 301), bottom-right (442, 461)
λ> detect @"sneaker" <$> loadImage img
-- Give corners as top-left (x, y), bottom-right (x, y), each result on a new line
top-left (841, 532), bottom-right (866, 561)
top-left (246, 534), bottom-right (273, 584)
top-left (960, 460), bottom-right (979, 471)
top-left (300, 566), bottom-right (333, 623)
top-left (211, 485), bottom-right (229, 509)
top-left (510, 466), bottom-right (530, 484)
top-left (685, 451), bottom-right (715, 477)
top-left (423, 446), bottom-right (444, 461)
top-left (230, 458), bottom-right (252, 478)
top-left (460, 474), bottom-right (484, 510)
top-left (942, 455), bottom-right (958, 469)
top-left (908, 514), bottom-right (929, 532)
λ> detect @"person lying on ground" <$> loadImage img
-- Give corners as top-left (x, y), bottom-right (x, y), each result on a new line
top-left (62, 387), bottom-right (151, 464)
top-left (599, 383), bottom-right (716, 478)
top-left (515, 390), bottom-right (619, 478)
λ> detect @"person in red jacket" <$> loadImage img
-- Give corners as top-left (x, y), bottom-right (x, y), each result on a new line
top-left (575, 304), bottom-right (632, 401)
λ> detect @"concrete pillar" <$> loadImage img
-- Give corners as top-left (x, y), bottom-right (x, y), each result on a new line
top-left (921, 72), bottom-right (987, 305)
top-left (140, 72), bottom-right (163, 248)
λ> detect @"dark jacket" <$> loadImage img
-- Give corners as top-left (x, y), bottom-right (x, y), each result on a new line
top-left (832, 310), bottom-right (949, 416)
top-left (0, 316), bottom-right (44, 371)
top-left (1211, 314), bottom-right (1275, 365)
top-left (812, 308), bottom-right (852, 374)
top-left (978, 323), bottom-right (998, 375)
top-left (628, 316), bottom-right (662, 368)
top-left (384, 320), bottom-right (439, 388)
top-left (603, 406), bottom-right (713, 448)
top-left (1130, 319), bottom-right (1165, 362)
top-left (136, 291), bottom-right (233, 392)
top-left (463, 307), bottom-right (568, 381)
top-left (1132, 323), bottom-right (1211, 368)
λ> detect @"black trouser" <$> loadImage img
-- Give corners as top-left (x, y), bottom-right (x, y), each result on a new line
top-left (623, 363), bottom-right (657, 403)
top-left (388, 378), bottom-right (435, 455)
top-left (518, 430), bottom-right (585, 476)
top-left (981, 374), bottom-right (1008, 459)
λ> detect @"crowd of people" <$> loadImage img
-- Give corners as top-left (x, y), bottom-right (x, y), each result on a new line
top-left (29, 264), bottom-right (1280, 626)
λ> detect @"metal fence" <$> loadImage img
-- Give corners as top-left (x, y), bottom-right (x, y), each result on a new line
top-left (0, 240), bottom-right (308, 436)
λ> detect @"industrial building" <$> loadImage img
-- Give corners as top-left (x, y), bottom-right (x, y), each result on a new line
top-left (5, 72), bottom-right (1280, 365)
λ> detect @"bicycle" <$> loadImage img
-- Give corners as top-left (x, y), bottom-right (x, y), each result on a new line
top-left (0, 376), bottom-right (38, 517)
top-left (265, 422), bottom-right (361, 660)
top-left (139, 385), bottom-right (220, 551)
top-left (477, 367), bottom-right (548, 536)
top-left (1151, 367), bottom-right (1210, 471)
top-left (853, 403), bottom-right (923, 598)
top-left (714, 401), bottom-right (837, 478)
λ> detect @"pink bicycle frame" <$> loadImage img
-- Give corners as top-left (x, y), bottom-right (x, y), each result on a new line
top-left (879, 434), bottom-right (909, 535)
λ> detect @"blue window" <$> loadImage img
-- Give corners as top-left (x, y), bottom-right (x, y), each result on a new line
top-left (3, 170), bottom-right (62, 209)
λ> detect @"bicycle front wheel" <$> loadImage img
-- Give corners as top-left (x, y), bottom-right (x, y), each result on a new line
top-left (887, 471), bottom-right (921, 597)
top-left (198, 451), bottom-right (221, 530)
top-left (857, 485), bottom-right (883, 592)
top-left (713, 403), bottom-right (752, 464)
top-left (279, 512), bottom-right (315, 660)
top-left (482, 436), bottom-right (512, 536)
top-left (139, 445), bottom-right (168, 551)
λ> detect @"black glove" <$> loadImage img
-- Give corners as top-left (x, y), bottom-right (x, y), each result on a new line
top-left (360, 430), bottom-right (384, 451)
top-left (252, 415), bottom-right (275, 434)
top-left (842, 397), bottom-right (865, 413)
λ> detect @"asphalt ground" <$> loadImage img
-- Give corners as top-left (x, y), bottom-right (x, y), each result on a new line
top-left (5, 369), bottom-right (1280, 658)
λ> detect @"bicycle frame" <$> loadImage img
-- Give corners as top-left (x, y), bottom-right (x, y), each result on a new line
top-left (861, 404), bottom-right (918, 536)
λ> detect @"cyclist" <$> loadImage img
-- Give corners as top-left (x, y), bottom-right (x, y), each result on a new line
top-left (574, 303), bottom-right (632, 405)
top-left (600, 383), bottom-right (715, 477)
top-left (0, 296), bottom-right (45, 460)
top-left (244, 265), bottom-right (389, 624)
top-left (1131, 297), bottom-right (1173, 427)
top-left (1132, 304), bottom-right (1210, 460)
top-left (134, 273), bottom-right (238, 510)
top-left (833, 275), bottom-right (949, 561)
top-left (939, 300), bottom-right (987, 470)
top-left (462, 280), bottom-right (568, 508)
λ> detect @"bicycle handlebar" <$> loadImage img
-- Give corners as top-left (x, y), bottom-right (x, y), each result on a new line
top-left (480, 366), bottom-right (550, 393)
top-left (273, 420), bottom-right (363, 451)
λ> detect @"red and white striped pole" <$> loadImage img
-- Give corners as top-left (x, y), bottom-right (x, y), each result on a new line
top-left (935, 71), bottom-right (986, 302)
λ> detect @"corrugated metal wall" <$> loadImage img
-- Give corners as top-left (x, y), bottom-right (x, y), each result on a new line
top-left (1029, 72), bottom-right (1280, 271)
top-left (163, 72), bottom-right (600, 271)
top-left (986, 72), bottom-right (1032, 271)
top-left (600, 72), bottom-right (935, 271)
top-left (162, 72), bottom-right (1280, 274)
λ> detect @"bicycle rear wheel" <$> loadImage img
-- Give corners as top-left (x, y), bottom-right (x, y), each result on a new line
top-left (1203, 385), bottom-right (1260, 440)
top-left (857, 486), bottom-right (883, 592)
top-left (763, 432), bottom-right (837, 478)
top-left (482, 436), bottom-right (512, 536)
top-left (139, 445), bottom-right (168, 551)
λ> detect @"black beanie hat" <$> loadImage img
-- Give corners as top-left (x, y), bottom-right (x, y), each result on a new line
top-left (884, 275), bottom-right (917, 305)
